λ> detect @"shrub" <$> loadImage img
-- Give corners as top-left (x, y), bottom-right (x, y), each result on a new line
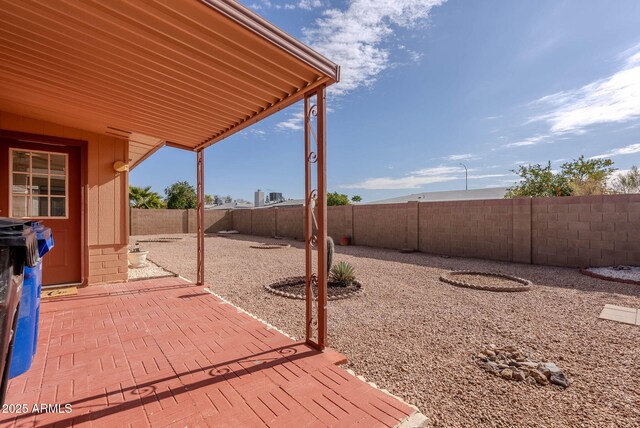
top-left (330, 261), bottom-right (356, 287)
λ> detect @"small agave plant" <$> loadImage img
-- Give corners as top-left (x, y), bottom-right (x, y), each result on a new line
top-left (330, 261), bottom-right (356, 287)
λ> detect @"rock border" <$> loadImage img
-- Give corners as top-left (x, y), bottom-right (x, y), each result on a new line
top-left (135, 237), bottom-right (183, 243)
top-left (250, 243), bottom-right (292, 249)
top-left (580, 268), bottom-right (640, 285)
top-left (440, 270), bottom-right (532, 292)
top-left (264, 276), bottom-right (364, 301)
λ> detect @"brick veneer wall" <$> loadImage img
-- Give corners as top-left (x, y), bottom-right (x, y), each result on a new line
top-left (88, 245), bottom-right (128, 285)
top-left (130, 195), bottom-right (640, 268)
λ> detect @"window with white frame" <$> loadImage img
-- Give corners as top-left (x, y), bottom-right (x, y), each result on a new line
top-left (10, 149), bottom-right (68, 218)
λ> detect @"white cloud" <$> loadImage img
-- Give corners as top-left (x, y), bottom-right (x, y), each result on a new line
top-left (590, 143), bottom-right (640, 159)
top-left (341, 165), bottom-right (464, 190)
top-left (530, 47), bottom-right (640, 134)
top-left (276, 0), bottom-right (445, 129)
top-left (297, 0), bottom-right (323, 10)
top-left (304, 0), bottom-right (445, 97)
top-left (468, 174), bottom-right (508, 179)
top-left (341, 165), bottom-right (509, 190)
top-left (446, 153), bottom-right (477, 161)
top-left (504, 135), bottom-right (548, 148)
top-left (276, 108), bottom-right (305, 131)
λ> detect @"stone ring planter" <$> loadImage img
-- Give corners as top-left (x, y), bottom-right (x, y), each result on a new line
top-left (250, 243), bottom-right (291, 249)
top-left (264, 276), bottom-right (363, 300)
top-left (136, 237), bottom-right (183, 243)
top-left (439, 270), bottom-right (531, 292)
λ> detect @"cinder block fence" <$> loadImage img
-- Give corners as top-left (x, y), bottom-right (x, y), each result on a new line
top-left (130, 194), bottom-right (640, 268)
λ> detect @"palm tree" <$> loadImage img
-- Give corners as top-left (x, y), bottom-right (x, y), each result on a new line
top-left (129, 186), bottom-right (165, 209)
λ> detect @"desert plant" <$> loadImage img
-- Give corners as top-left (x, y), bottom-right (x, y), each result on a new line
top-left (330, 261), bottom-right (356, 287)
top-left (506, 156), bottom-right (616, 198)
top-left (612, 166), bottom-right (640, 194)
top-left (129, 242), bottom-right (144, 253)
top-left (327, 236), bottom-right (334, 274)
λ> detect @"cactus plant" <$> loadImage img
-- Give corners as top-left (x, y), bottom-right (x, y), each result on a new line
top-left (326, 236), bottom-right (334, 274)
top-left (330, 261), bottom-right (356, 287)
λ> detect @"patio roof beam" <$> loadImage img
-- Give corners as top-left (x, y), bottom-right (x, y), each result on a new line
top-left (194, 76), bottom-right (331, 151)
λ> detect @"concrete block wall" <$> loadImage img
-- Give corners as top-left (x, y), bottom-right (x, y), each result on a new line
top-left (130, 208), bottom-right (187, 235)
top-left (276, 207), bottom-right (304, 239)
top-left (531, 195), bottom-right (640, 267)
top-left (419, 199), bottom-right (514, 261)
top-left (353, 203), bottom-right (408, 250)
top-left (327, 206), bottom-right (352, 242)
top-left (130, 208), bottom-right (232, 235)
top-left (233, 210), bottom-right (252, 234)
top-left (251, 209), bottom-right (275, 237)
top-left (130, 195), bottom-right (640, 268)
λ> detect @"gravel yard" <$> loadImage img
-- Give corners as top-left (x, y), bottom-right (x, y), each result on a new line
top-left (134, 233), bottom-right (640, 427)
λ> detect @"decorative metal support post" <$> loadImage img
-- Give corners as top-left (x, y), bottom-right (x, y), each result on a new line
top-left (304, 85), bottom-right (328, 350)
top-left (196, 149), bottom-right (205, 286)
top-left (304, 95), bottom-right (314, 343)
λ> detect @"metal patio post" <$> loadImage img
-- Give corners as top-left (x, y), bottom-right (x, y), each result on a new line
top-left (316, 86), bottom-right (327, 349)
top-left (304, 86), bottom-right (328, 350)
top-left (304, 95), bottom-right (314, 343)
top-left (197, 149), bottom-right (205, 286)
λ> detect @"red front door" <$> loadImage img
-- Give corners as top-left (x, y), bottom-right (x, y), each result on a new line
top-left (0, 139), bottom-right (82, 286)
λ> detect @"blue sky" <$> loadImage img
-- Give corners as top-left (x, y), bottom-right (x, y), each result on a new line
top-left (131, 0), bottom-right (640, 202)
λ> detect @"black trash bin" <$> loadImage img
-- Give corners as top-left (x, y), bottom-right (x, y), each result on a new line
top-left (0, 218), bottom-right (38, 406)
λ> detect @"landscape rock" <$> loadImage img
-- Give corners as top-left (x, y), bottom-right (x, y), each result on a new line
top-left (500, 369), bottom-right (513, 380)
top-left (529, 369), bottom-right (549, 385)
top-left (473, 346), bottom-right (570, 388)
top-left (513, 370), bottom-right (526, 381)
top-left (550, 372), bottom-right (571, 388)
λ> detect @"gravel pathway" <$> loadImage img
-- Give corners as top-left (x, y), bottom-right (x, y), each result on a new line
top-left (127, 258), bottom-right (175, 281)
top-left (135, 234), bottom-right (640, 427)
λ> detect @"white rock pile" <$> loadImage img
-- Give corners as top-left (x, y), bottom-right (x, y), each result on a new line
top-left (474, 345), bottom-right (571, 388)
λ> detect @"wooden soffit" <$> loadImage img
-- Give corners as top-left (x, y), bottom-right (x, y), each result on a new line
top-left (0, 0), bottom-right (339, 159)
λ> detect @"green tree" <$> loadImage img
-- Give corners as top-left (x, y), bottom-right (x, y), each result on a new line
top-left (612, 166), bottom-right (640, 194)
top-left (351, 195), bottom-right (362, 203)
top-left (129, 185), bottom-right (164, 209)
top-left (224, 195), bottom-right (233, 203)
top-left (164, 181), bottom-right (197, 209)
top-left (205, 194), bottom-right (214, 205)
top-left (327, 192), bottom-right (350, 206)
top-left (506, 156), bottom-right (616, 198)
top-left (562, 155), bottom-right (616, 195)
top-left (506, 162), bottom-right (569, 198)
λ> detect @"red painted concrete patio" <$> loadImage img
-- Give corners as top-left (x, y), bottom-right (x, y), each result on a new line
top-left (2, 277), bottom-right (416, 427)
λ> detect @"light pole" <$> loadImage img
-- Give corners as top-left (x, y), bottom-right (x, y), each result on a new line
top-left (460, 163), bottom-right (468, 190)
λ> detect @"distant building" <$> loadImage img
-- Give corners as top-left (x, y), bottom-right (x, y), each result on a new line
top-left (207, 200), bottom-right (254, 210)
top-left (256, 198), bottom-right (304, 208)
top-left (254, 189), bottom-right (264, 207)
top-left (269, 192), bottom-right (284, 203)
top-left (365, 187), bottom-right (508, 205)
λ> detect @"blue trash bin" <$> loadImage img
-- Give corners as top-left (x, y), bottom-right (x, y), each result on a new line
top-left (8, 222), bottom-right (53, 379)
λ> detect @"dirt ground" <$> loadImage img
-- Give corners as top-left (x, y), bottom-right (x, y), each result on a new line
top-left (133, 233), bottom-right (640, 428)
